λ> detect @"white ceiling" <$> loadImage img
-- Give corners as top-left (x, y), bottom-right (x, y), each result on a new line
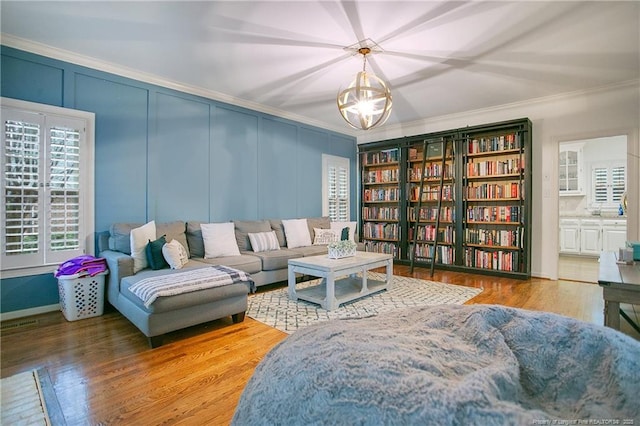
top-left (1, 1), bottom-right (639, 136)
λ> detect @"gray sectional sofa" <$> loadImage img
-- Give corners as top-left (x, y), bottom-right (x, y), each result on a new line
top-left (97, 217), bottom-right (353, 347)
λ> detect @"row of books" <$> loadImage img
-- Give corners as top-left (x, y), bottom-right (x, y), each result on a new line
top-left (364, 188), bottom-right (400, 202)
top-left (467, 134), bottom-right (520, 154)
top-left (361, 149), bottom-right (399, 165)
top-left (466, 157), bottom-right (524, 177)
top-left (409, 184), bottom-right (454, 201)
top-left (363, 168), bottom-right (399, 184)
top-left (409, 225), bottom-right (455, 244)
top-left (409, 163), bottom-right (453, 181)
top-left (409, 244), bottom-right (455, 265)
top-left (365, 241), bottom-right (398, 257)
top-left (464, 228), bottom-right (520, 248)
top-left (463, 248), bottom-right (520, 272)
top-left (363, 206), bottom-right (400, 221)
top-left (466, 206), bottom-right (521, 223)
top-left (409, 206), bottom-right (455, 222)
top-left (465, 182), bottom-right (522, 200)
top-left (363, 222), bottom-right (399, 240)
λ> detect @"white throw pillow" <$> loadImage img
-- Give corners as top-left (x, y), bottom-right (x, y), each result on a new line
top-left (130, 220), bottom-right (156, 273)
top-left (248, 231), bottom-right (280, 253)
top-left (330, 221), bottom-right (357, 243)
top-left (313, 228), bottom-right (339, 245)
top-left (282, 219), bottom-right (312, 249)
top-left (201, 222), bottom-right (241, 258)
top-left (162, 239), bottom-right (189, 269)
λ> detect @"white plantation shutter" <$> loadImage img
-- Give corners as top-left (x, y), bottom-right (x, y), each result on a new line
top-left (593, 167), bottom-right (608, 203)
top-left (323, 155), bottom-right (350, 222)
top-left (3, 114), bottom-right (43, 267)
top-left (611, 166), bottom-right (625, 203)
top-left (1, 99), bottom-right (94, 273)
top-left (591, 162), bottom-right (626, 208)
top-left (48, 122), bottom-right (82, 257)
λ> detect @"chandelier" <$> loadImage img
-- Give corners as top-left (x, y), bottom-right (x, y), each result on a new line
top-left (337, 47), bottom-right (392, 130)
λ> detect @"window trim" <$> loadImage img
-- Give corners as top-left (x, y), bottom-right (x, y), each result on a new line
top-left (322, 154), bottom-right (350, 221)
top-left (1, 97), bottom-right (95, 279)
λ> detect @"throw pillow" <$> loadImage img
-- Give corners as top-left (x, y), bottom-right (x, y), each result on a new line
top-left (201, 222), bottom-right (241, 258)
top-left (313, 228), bottom-right (339, 245)
top-left (146, 235), bottom-right (168, 270)
top-left (330, 221), bottom-right (357, 243)
top-left (282, 218), bottom-right (312, 249)
top-left (248, 231), bottom-right (280, 253)
top-left (162, 239), bottom-right (189, 269)
top-left (130, 220), bottom-right (156, 273)
top-left (341, 227), bottom-right (350, 241)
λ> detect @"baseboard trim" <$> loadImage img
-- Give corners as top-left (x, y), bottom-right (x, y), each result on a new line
top-left (0, 304), bottom-right (60, 321)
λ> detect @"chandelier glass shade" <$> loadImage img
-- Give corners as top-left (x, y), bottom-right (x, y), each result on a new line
top-left (337, 48), bottom-right (392, 130)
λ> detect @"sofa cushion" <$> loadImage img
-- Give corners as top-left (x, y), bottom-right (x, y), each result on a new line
top-left (120, 264), bottom-right (250, 314)
top-left (195, 254), bottom-right (262, 274)
top-left (109, 221), bottom-right (189, 257)
top-left (156, 221), bottom-right (190, 258)
top-left (330, 221), bottom-right (358, 243)
top-left (282, 219), bottom-right (312, 249)
top-left (248, 231), bottom-right (280, 253)
top-left (162, 239), bottom-right (189, 269)
top-left (186, 221), bottom-right (205, 258)
top-left (245, 248), bottom-right (301, 271)
top-left (288, 245), bottom-right (329, 257)
top-left (201, 222), bottom-right (241, 258)
top-left (313, 228), bottom-right (339, 245)
top-left (269, 219), bottom-right (287, 248)
top-left (234, 220), bottom-right (272, 251)
top-left (306, 216), bottom-right (331, 241)
top-left (146, 235), bottom-right (168, 270)
top-left (109, 223), bottom-right (142, 254)
top-left (131, 221), bottom-right (157, 273)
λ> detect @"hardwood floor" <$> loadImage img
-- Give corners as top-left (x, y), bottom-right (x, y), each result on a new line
top-left (2, 266), bottom-right (638, 425)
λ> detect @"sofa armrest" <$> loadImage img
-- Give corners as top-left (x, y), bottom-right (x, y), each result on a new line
top-left (99, 249), bottom-right (134, 303)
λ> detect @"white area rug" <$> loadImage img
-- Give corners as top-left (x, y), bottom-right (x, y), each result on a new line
top-left (247, 272), bottom-right (483, 334)
top-left (1, 370), bottom-right (50, 425)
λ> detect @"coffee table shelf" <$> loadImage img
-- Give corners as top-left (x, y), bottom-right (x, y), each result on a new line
top-left (288, 252), bottom-right (393, 311)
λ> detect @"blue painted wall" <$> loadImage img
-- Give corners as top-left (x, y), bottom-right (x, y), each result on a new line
top-left (0, 45), bottom-right (357, 314)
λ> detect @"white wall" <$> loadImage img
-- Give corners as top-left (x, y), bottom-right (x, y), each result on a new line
top-left (359, 81), bottom-right (640, 280)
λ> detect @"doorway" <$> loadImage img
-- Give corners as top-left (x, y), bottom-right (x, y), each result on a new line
top-left (557, 135), bottom-right (628, 282)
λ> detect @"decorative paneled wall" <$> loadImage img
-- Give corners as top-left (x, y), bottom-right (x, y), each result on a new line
top-left (0, 45), bottom-right (357, 314)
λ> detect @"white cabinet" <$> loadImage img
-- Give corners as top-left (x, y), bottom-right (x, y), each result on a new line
top-left (559, 219), bottom-right (580, 254)
top-left (579, 220), bottom-right (602, 255)
top-left (602, 219), bottom-right (627, 252)
top-left (559, 143), bottom-right (584, 196)
top-left (559, 217), bottom-right (626, 256)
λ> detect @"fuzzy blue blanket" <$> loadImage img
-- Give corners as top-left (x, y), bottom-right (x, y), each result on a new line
top-left (233, 304), bottom-right (640, 425)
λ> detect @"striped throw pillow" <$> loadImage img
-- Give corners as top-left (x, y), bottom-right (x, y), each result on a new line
top-left (248, 231), bottom-right (281, 252)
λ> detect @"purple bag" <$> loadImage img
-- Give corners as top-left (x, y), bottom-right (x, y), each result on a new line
top-left (55, 255), bottom-right (107, 278)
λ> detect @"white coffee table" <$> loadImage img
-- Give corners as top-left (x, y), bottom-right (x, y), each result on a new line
top-left (287, 251), bottom-right (393, 311)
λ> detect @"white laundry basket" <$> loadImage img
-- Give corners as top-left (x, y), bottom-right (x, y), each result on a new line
top-left (56, 271), bottom-right (108, 321)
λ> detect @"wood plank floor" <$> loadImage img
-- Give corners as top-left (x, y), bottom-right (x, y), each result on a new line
top-left (2, 265), bottom-right (638, 425)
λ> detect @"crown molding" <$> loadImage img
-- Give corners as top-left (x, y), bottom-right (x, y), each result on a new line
top-left (1, 33), bottom-right (357, 137)
top-left (358, 79), bottom-right (640, 144)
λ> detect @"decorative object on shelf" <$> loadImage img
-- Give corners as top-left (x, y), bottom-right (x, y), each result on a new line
top-left (328, 240), bottom-right (357, 259)
top-left (337, 40), bottom-right (392, 131)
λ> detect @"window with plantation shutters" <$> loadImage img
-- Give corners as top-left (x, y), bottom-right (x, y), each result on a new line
top-left (591, 162), bottom-right (626, 208)
top-left (322, 154), bottom-right (350, 222)
top-left (1, 98), bottom-right (94, 275)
